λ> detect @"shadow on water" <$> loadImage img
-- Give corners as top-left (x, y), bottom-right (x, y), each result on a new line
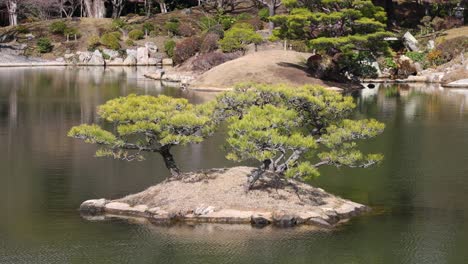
top-left (1, 68), bottom-right (468, 263)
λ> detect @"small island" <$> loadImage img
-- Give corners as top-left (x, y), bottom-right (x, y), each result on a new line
top-left (70, 83), bottom-right (384, 228)
top-left (81, 166), bottom-right (368, 228)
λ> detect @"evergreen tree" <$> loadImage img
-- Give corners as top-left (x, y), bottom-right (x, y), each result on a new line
top-left (216, 83), bottom-right (385, 189)
top-left (68, 94), bottom-right (216, 177)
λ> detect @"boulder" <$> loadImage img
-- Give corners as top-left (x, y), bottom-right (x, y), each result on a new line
top-left (145, 42), bottom-right (158, 54)
top-left (137, 47), bottom-right (149, 65)
top-left (123, 54), bottom-right (137, 65)
top-left (80, 199), bottom-right (107, 214)
top-left (126, 49), bottom-right (137, 58)
top-left (272, 212), bottom-right (297, 227)
top-left (148, 57), bottom-right (160, 65)
top-left (403, 31), bottom-right (419, 52)
top-left (102, 48), bottom-right (120, 59)
top-left (88, 50), bottom-right (105, 65)
top-left (108, 57), bottom-right (124, 65)
top-left (77, 51), bottom-right (92, 64)
top-left (162, 58), bottom-right (173, 66)
top-left (251, 213), bottom-right (272, 226)
top-left (427, 40), bottom-right (435, 50)
top-left (396, 55), bottom-right (418, 79)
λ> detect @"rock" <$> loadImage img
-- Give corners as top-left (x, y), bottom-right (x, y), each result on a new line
top-left (427, 40), bottom-right (435, 50)
top-left (194, 205), bottom-right (215, 215)
top-left (162, 58), bottom-right (173, 66)
top-left (273, 212), bottom-right (297, 227)
top-left (335, 202), bottom-right (362, 218)
top-left (89, 50), bottom-right (105, 65)
top-left (126, 49), bottom-right (137, 58)
top-left (414, 62), bottom-right (423, 73)
top-left (148, 57), bottom-right (160, 65)
top-left (55, 57), bottom-right (65, 63)
top-left (145, 42), bottom-right (158, 54)
top-left (148, 207), bottom-right (170, 221)
top-left (123, 54), bottom-right (137, 65)
top-left (102, 49), bottom-right (119, 59)
top-left (77, 51), bottom-right (92, 64)
top-left (108, 57), bottom-right (124, 65)
top-left (403, 31), bottom-right (419, 52)
top-left (307, 217), bottom-right (332, 227)
top-left (371, 61), bottom-right (382, 77)
top-left (64, 53), bottom-right (75, 60)
top-left (80, 199), bottom-right (107, 214)
top-left (198, 209), bottom-right (253, 223)
top-left (251, 213), bottom-right (272, 226)
top-left (396, 55), bottom-right (418, 79)
top-left (137, 47), bottom-right (149, 65)
top-left (443, 78), bottom-right (468, 88)
top-left (24, 33), bottom-right (35, 40)
top-left (104, 202), bottom-right (148, 216)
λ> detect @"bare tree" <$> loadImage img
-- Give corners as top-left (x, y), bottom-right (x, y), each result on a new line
top-left (110, 0), bottom-right (125, 18)
top-left (57, 0), bottom-right (81, 18)
top-left (155, 0), bottom-right (167, 13)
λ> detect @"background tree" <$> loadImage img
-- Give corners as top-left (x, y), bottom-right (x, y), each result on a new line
top-left (218, 23), bottom-right (263, 53)
top-left (271, 0), bottom-right (392, 79)
top-left (216, 83), bottom-right (385, 189)
top-left (110, 0), bottom-right (125, 18)
top-left (83, 0), bottom-right (105, 18)
top-left (68, 94), bottom-right (216, 178)
top-left (5, 0), bottom-right (17, 26)
top-left (255, 0), bottom-right (281, 33)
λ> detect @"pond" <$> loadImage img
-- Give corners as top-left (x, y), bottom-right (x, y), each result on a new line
top-left (1, 67), bottom-right (468, 263)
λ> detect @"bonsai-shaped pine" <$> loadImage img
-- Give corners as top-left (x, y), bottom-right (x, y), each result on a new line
top-left (68, 94), bottom-right (216, 177)
top-left (216, 83), bottom-right (385, 190)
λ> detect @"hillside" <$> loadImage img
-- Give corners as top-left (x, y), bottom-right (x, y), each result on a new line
top-left (191, 50), bottom-right (349, 90)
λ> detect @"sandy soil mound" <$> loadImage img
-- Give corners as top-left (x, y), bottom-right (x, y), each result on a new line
top-left (191, 50), bottom-right (345, 90)
top-left (80, 167), bottom-right (368, 227)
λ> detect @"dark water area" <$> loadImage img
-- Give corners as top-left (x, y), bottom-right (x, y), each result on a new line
top-left (1, 67), bottom-right (468, 263)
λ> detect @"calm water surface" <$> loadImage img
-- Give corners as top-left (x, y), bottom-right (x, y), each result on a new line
top-left (1, 67), bottom-right (468, 263)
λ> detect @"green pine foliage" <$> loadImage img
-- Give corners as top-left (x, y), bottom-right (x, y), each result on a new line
top-left (271, 0), bottom-right (392, 55)
top-left (215, 83), bottom-right (384, 187)
top-left (69, 84), bottom-right (384, 186)
top-left (68, 94), bottom-right (216, 177)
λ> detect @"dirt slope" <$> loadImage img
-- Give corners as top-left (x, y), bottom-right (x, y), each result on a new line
top-left (191, 50), bottom-right (345, 90)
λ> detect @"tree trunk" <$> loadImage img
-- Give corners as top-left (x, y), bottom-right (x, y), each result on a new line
top-left (384, 0), bottom-right (395, 28)
top-left (245, 159), bottom-right (271, 191)
top-left (111, 0), bottom-right (124, 18)
top-left (268, 3), bottom-right (275, 34)
top-left (159, 2), bottom-right (167, 13)
top-left (7, 0), bottom-right (17, 26)
top-left (160, 146), bottom-right (180, 177)
top-left (84, 0), bottom-right (106, 18)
